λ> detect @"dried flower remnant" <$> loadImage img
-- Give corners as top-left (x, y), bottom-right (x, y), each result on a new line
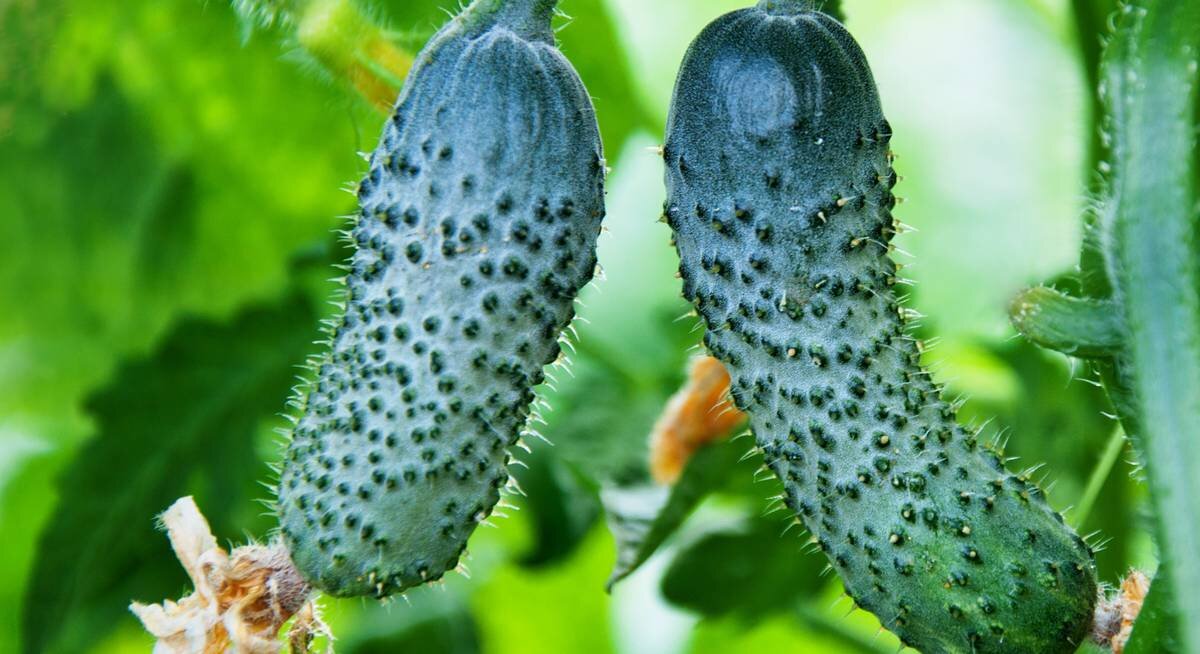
top-left (130, 496), bottom-right (323, 654)
top-left (1091, 569), bottom-right (1151, 654)
top-left (649, 356), bottom-right (747, 483)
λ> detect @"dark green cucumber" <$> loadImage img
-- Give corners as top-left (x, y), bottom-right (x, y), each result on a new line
top-left (278, 0), bottom-right (605, 598)
top-left (663, 3), bottom-right (1097, 652)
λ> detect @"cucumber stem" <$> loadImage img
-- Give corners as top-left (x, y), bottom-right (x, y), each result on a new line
top-left (461, 0), bottom-right (557, 43)
top-left (1009, 286), bottom-right (1124, 358)
top-left (1103, 2), bottom-right (1200, 650)
top-left (297, 0), bottom-right (413, 112)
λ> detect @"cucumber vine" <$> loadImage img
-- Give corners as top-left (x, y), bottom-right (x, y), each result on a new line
top-left (1011, 1), bottom-right (1200, 650)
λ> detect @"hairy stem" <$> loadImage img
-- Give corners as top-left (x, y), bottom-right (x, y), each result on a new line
top-left (230, 0), bottom-right (414, 112)
top-left (296, 0), bottom-right (413, 112)
top-left (1104, 2), bottom-right (1200, 650)
top-left (1009, 286), bottom-right (1123, 358)
top-left (1072, 0), bottom-right (1119, 180)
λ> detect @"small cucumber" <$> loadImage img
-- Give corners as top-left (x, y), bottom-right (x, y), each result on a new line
top-left (663, 3), bottom-right (1097, 651)
top-left (278, 0), bottom-right (605, 598)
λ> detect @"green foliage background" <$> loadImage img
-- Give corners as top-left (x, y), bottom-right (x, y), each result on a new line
top-left (0, 0), bottom-right (1155, 652)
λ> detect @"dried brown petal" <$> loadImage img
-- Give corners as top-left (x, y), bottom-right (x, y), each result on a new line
top-left (649, 356), bottom-right (747, 483)
top-left (130, 497), bottom-right (324, 654)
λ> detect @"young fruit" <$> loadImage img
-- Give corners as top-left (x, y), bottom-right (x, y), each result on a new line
top-left (278, 0), bottom-right (605, 598)
top-left (663, 2), bottom-right (1097, 652)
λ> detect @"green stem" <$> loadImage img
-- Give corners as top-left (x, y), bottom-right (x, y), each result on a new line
top-left (459, 0), bottom-right (557, 42)
top-left (297, 0), bottom-right (413, 112)
top-left (1008, 286), bottom-right (1123, 358)
top-left (1071, 0), bottom-right (1118, 179)
top-left (231, 0), bottom-right (414, 113)
top-left (1073, 0), bottom-right (1119, 299)
top-left (1104, 2), bottom-right (1200, 651)
top-left (1071, 424), bottom-right (1126, 528)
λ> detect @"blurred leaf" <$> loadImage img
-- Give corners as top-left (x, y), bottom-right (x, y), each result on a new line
top-left (340, 591), bottom-right (481, 654)
top-left (0, 0), bottom-right (370, 646)
top-left (0, 0), bottom-right (368, 432)
top-left (687, 612), bottom-right (891, 654)
top-left (21, 295), bottom-right (318, 654)
top-left (555, 0), bottom-right (656, 157)
top-left (514, 445), bottom-right (602, 568)
top-left (604, 0), bottom-right (742, 124)
top-left (539, 136), bottom-right (695, 485)
top-left (0, 0), bottom-right (362, 369)
top-left (1125, 569), bottom-right (1182, 654)
top-left (660, 515), bottom-right (825, 621)
top-left (536, 343), bottom-right (668, 486)
top-left (368, 0), bottom-right (455, 37)
top-left (820, 0), bottom-right (844, 21)
top-left (792, 606), bottom-right (894, 654)
top-left (851, 1), bottom-right (1086, 345)
top-left (602, 438), bottom-right (747, 589)
top-left (470, 527), bottom-right (617, 654)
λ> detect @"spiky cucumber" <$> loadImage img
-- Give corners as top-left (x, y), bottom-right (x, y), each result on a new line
top-left (663, 2), bottom-right (1097, 652)
top-left (278, 0), bottom-right (605, 598)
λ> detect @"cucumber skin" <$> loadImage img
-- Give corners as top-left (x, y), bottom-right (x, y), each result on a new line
top-left (278, 0), bottom-right (605, 598)
top-left (663, 5), bottom-right (1096, 652)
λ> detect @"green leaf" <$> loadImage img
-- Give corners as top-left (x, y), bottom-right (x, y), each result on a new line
top-left (1125, 569), bottom-right (1182, 654)
top-left (513, 445), bottom-right (602, 569)
top-left (340, 589), bottom-right (482, 654)
top-left (0, 1), bottom-right (371, 646)
top-left (686, 609), bottom-right (893, 654)
top-left (535, 341), bottom-right (674, 485)
top-left (21, 294), bottom-right (319, 654)
top-left (602, 437), bottom-right (749, 589)
top-left (660, 515), bottom-right (825, 620)
top-left (0, 0), bottom-right (364, 367)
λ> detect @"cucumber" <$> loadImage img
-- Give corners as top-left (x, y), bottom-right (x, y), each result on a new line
top-left (663, 3), bottom-right (1097, 651)
top-left (278, 0), bottom-right (605, 598)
